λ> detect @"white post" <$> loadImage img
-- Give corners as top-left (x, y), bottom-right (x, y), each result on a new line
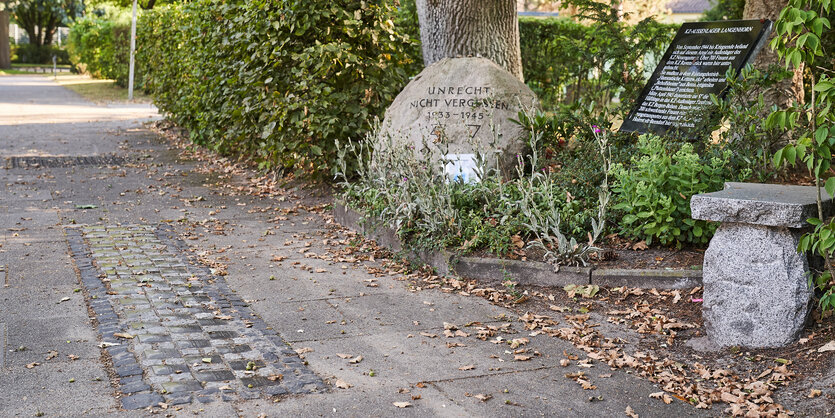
top-left (128, 0), bottom-right (138, 101)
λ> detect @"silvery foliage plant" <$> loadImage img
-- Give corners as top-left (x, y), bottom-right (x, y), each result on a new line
top-left (336, 105), bottom-right (611, 266)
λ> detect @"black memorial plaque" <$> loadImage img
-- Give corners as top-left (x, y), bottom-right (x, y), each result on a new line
top-left (620, 20), bottom-right (772, 136)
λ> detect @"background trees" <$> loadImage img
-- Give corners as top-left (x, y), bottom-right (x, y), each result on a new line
top-left (13, 0), bottom-right (82, 48)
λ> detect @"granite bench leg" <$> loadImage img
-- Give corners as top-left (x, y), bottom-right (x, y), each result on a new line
top-left (702, 222), bottom-right (813, 348)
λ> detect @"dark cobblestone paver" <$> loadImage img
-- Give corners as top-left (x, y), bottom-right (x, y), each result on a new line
top-left (67, 224), bottom-right (325, 409)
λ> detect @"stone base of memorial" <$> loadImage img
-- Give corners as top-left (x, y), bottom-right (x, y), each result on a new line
top-left (691, 182), bottom-right (835, 348)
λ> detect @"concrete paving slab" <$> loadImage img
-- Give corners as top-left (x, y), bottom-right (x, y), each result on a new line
top-left (0, 360), bottom-right (117, 416)
top-left (2, 316), bottom-right (99, 367)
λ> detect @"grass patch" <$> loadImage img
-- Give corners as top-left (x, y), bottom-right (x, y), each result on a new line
top-left (53, 74), bottom-right (151, 104)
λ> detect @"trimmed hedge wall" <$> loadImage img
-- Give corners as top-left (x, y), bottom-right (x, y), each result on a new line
top-left (137, 0), bottom-right (416, 176)
top-left (68, 3), bottom-right (677, 175)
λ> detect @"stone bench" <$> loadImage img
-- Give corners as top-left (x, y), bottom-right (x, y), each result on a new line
top-left (691, 182), bottom-right (835, 348)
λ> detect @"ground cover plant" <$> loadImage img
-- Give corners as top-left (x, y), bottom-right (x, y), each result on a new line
top-left (336, 107), bottom-right (610, 266)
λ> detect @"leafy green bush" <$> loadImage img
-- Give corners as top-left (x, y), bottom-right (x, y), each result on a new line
top-left (11, 44), bottom-right (70, 65)
top-left (701, 0), bottom-right (745, 21)
top-left (67, 7), bottom-right (133, 86)
top-left (611, 135), bottom-right (742, 247)
top-left (711, 65), bottom-right (793, 181)
top-left (138, 0), bottom-right (416, 176)
top-left (519, 9), bottom-right (676, 111)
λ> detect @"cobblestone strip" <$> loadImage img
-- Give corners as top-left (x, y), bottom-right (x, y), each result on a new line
top-left (67, 224), bottom-right (325, 410)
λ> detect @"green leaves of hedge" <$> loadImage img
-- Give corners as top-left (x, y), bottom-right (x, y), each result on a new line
top-left (137, 0), bottom-right (416, 177)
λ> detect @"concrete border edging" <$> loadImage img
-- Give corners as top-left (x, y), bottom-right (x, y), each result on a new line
top-left (333, 202), bottom-right (702, 289)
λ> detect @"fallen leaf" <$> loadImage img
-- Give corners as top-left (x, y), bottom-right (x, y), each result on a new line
top-left (474, 393), bottom-right (492, 402)
top-left (419, 332), bottom-right (438, 338)
top-left (809, 389), bottom-right (822, 398)
top-left (511, 234), bottom-right (525, 249)
top-left (294, 347), bottom-right (313, 355)
top-left (68, 354), bottom-right (79, 361)
top-left (818, 340), bottom-right (835, 352)
top-left (349, 356), bottom-right (363, 364)
top-left (625, 406), bottom-right (639, 418)
top-left (560, 359), bottom-right (571, 367)
top-left (632, 241), bottom-right (648, 251)
top-left (336, 353), bottom-right (353, 359)
top-left (113, 332), bottom-right (134, 339)
top-left (393, 402), bottom-right (412, 408)
top-left (458, 364), bottom-right (475, 371)
top-left (45, 350), bottom-right (58, 360)
top-left (25, 362), bottom-right (39, 369)
top-left (650, 392), bottom-right (673, 404)
top-left (201, 358), bottom-right (212, 363)
top-left (334, 379), bottom-right (353, 389)
top-left (514, 355), bottom-right (532, 361)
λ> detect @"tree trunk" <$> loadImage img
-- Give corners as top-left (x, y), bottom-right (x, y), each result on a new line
top-left (0, 10), bottom-right (10, 69)
top-left (416, 0), bottom-right (524, 81)
top-left (743, 0), bottom-right (804, 106)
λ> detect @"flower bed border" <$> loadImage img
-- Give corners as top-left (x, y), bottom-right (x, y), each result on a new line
top-left (334, 201), bottom-right (702, 289)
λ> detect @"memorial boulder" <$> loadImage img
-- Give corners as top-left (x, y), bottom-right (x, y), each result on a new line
top-left (379, 57), bottom-right (537, 179)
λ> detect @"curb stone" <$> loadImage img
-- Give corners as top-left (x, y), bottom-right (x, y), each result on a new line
top-left (334, 202), bottom-right (702, 289)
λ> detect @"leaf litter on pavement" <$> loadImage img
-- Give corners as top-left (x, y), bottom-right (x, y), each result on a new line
top-left (146, 121), bottom-right (835, 415)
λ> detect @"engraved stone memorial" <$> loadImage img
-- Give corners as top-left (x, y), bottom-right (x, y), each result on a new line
top-left (380, 57), bottom-right (537, 178)
top-left (620, 20), bottom-right (772, 135)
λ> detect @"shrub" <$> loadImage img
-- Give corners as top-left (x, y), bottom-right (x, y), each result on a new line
top-left (138, 0), bottom-right (417, 177)
top-left (337, 107), bottom-right (610, 266)
top-left (67, 7), bottom-right (133, 86)
top-left (519, 10), bottom-right (677, 111)
top-left (711, 65), bottom-right (793, 181)
top-left (11, 44), bottom-right (70, 65)
top-left (610, 135), bottom-right (743, 247)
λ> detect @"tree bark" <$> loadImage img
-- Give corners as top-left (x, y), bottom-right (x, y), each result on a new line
top-left (0, 10), bottom-right (10, 69)
top-left (743, 0), bottom-right (804, 106)
top-left (416, 0), bottom-right (524, 81)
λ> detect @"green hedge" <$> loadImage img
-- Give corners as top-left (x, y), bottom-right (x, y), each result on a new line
top-left (137, 0), bottom-right (416, 176)
top-left (11, 44), bottom-right (70, 65)
top-left (67, 10), bottom-right (133, 87)
top-left (519, 17), bottom-right (677, 109)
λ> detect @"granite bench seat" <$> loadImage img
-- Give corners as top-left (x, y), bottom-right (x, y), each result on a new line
top-left (691, 182), bottom-right (835, 348)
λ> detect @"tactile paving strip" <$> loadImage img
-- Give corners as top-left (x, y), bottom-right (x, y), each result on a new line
top-left (66, 224), bottom-right (325, 409)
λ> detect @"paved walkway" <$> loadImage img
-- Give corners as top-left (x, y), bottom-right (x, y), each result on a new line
top-left (0, 75), bottom-right (703, 416)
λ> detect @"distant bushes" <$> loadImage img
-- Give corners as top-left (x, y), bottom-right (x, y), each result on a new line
top-left (11, 44), bottom-right (70, 65)
top-left (137, 0), bottom-right (417, 176)
top-left (67, 6), bottom-right (133, 86)
top-left (519, 17), bottom-right (677, 110)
